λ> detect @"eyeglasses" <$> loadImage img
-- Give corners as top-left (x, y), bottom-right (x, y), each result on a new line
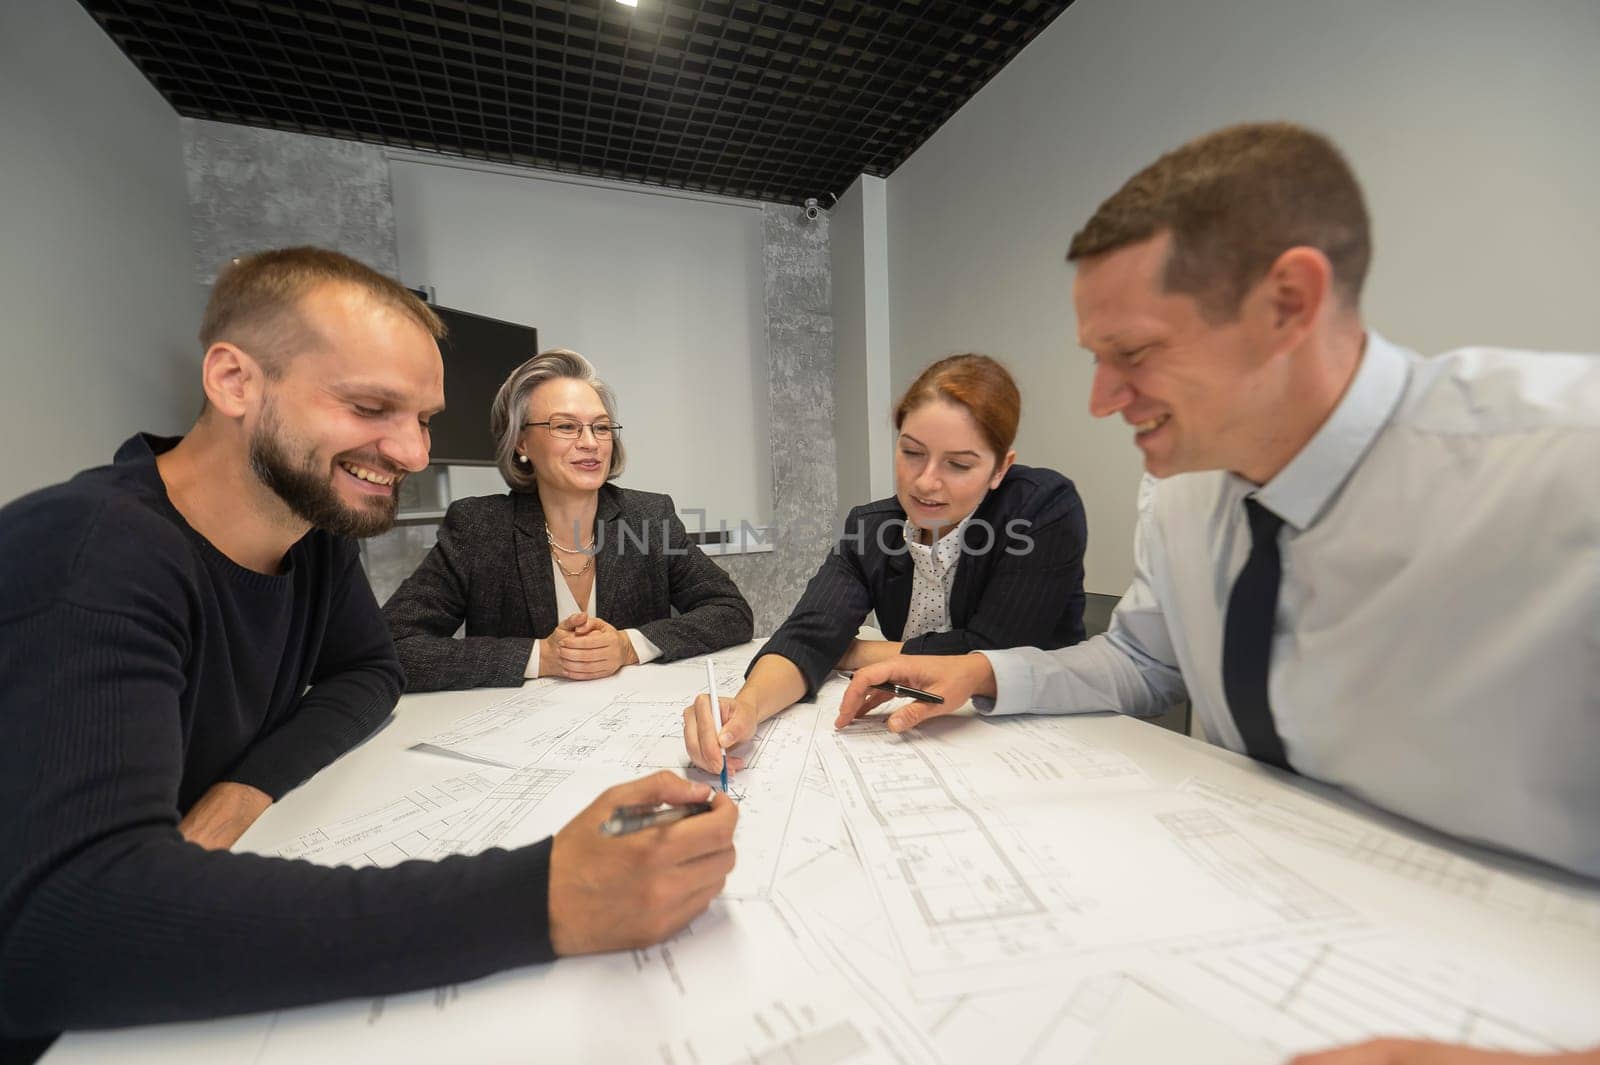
top-left (523, 419), bottom-right (621, 440)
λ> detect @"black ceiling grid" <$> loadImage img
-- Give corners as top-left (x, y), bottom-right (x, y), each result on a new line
top-left (79, 1), bottom-right (1074, 205)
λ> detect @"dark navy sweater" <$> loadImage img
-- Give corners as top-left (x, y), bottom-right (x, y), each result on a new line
top-left (0, 436), bottom-right (553, 1041)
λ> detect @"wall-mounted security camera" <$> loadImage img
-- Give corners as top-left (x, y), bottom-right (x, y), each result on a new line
top-left (801, 193), bottom-right (838, 222)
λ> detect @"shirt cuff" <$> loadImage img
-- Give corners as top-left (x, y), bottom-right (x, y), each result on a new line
top-left (524, 639), bottom-right (541, 679)
top-left (626, 628), bottom-right (663, 665)
top-left (973, 649), bottom-right (1032, 716)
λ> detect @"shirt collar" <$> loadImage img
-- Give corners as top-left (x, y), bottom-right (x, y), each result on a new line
top-left (905, 516), bottom-right (968, 570)
top-left (1252, 331), bottom-right (1412, 532)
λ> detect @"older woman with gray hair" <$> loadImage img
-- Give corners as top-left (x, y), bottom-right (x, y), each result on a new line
top-left (383, 349), bottom-right (753, 691)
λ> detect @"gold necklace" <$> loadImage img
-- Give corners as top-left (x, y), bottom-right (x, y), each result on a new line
top-left (552, 552), bottom-right (593, 579)
top-left (545, 528), bottom-right (596, 555)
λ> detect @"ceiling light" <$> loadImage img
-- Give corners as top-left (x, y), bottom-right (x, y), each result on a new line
top-left (615, 0), bottom-right (638, 7)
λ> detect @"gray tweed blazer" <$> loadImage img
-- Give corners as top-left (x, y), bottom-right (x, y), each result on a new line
top-left (382, 485), bottom-right (754, 691)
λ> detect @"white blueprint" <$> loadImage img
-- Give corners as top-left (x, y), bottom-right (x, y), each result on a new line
top-left (815, 714), bottom-right (1364, 996)
top-left (44, 664), bottom-right (1600, 1064)
top-left (409, 642), bottom-right (768, 771)
top-left (808, 710), bottom-right (1600, 1059)
top-left (45, 900), bottom-right (925, 1065)
top-left (258, 769), bottom-right (513, 867)
top-left (271, 642), bottom-right (827, 899)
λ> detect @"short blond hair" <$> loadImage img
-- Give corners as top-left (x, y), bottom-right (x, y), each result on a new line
top-left (489, 349), bottom-right (627, 491)
top-left (199, 246), bottom-right (444, 373)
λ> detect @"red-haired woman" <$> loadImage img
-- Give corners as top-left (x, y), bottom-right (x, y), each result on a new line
top-left (683, 353), bottom-right (1086, 772)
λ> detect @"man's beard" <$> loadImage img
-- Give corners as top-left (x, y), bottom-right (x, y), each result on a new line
top-left (248, 406), bottom-right (402, 539)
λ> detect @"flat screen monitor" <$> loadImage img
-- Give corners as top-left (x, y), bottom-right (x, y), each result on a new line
top-left (426, 304), bottom-right (538, 465)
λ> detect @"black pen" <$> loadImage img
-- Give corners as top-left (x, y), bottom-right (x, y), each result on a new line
top-left (870, 681), bottom-right (944, 705)
top-left (599, 801), bottom-right (714, 837)
top-left (835, 670), bottom-right (946, 706)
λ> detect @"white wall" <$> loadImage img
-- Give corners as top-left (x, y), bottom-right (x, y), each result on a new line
top-left (0, 0), bottom-right (198, 503)
top-left (389, 156), bottom-right (771, 528)
top-left (886, 0), bottom-right (1600, 594)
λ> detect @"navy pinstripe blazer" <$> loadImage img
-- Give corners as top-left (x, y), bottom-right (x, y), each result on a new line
top-left (756, 464), bottom-right (1087, 698)
top-left (382, 485), bottom-right (754, 691)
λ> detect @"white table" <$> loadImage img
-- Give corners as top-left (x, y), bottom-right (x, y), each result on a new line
top-left (45, 646), bottom-right (1600, 1064)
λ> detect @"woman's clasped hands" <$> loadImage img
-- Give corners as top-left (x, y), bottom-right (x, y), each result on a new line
top-left (544, 612), bottom-right (639, 681)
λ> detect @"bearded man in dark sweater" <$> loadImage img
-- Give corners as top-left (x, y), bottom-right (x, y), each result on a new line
top-left (0, 248), bottom-right (737, 1059)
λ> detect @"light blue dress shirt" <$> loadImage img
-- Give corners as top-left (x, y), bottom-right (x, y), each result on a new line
top-left (981, 333), bottom-right (1600, 878)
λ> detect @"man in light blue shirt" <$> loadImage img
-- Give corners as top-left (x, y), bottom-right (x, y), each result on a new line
top-left (838, 122), bottom-right (1599, 1065)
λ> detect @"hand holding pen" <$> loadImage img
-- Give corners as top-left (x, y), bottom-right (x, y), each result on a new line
top-left (601, 800), bottom-right (714, 836)
top-left (548, 771), bottom-right (738, 955)
top-left (706, 659), bottom-right (729, 791)
top-left (835, 670), bottom-right (945, 707)
top-left (681, 686), bottom-right (757, 777)
top-left (834, 653), bottom-right (996, 734)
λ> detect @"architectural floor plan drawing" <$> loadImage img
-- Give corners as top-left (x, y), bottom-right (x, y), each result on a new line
top-left (658, 641), bottom-right (769, 691)
top-left (1013, 973), bottom-right (1278, 1065)
top-left (932, 713), bottom-right (1153, 795)
top-left (1136, 925), bottom-right (1600, 1059)
top-left (1155, 807), bottom-right (1351, 924)
top-left (45, 900), bottom-right (923, 1065)
top-left (817, 716), bottom-right (1362, 996)
top-left (533, 696), bottom-right (778, 773)
top-left (697, 690), bottom-right (828, 897)
top-left (774, 838), bottom-right (1280, 1065)
top-left (255, 771), bottom-right (510, 868)
top-left (412, 645), bottom-right (766, 770)
top-left (1182, 777), bottom-right (1600, 940)
top-left (1180, 938), bottom-right (1559, 1050)
top-left (397, 643), bottom-right (830, 899)
top-left (413, 766), bottom-right (573, 859)
top-left (247, 645), bottom-right (829, 902)
top-left (408, 681), bottom-right (584, 768)
top-left (46, 658), bottom-right (1600, 1065)
top-left (793, 729), bottom-right (1600, 1062)
top-left (225, 898), bottom-right (921, 1065)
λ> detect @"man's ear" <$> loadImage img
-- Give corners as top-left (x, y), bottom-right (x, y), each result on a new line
top-left (989, 449), bottom-right (1018, 490)
top-left (1254, 246), bottom-right (1332, 354)
top-left (200, 343), bottom-right (264, 420)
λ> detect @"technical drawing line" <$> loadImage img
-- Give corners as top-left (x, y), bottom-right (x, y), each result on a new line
top-left (1182, 778), bottom-right (1600, 939)
top-left (265, 773), bottom-right (507, 868)
top-left (1192, 941), bottom-right (1561, 1050)
top-left (1276, 944), bottom-right (1330, 1010)
top-left (418, 767), bottom-right (571, 859)
top-left (1017, 995), bottom-right (1082, 1065)
top-left (532, 694), bottom-right (781, 774)
top-left (833, 721), bottom-right (1048, 926)
top-left (736, 1018), bottom-right (870, 1065)
top-left (748, 711), bottom-right (824, 896)
top-left (1158, 810), bottom-right (1350, 923)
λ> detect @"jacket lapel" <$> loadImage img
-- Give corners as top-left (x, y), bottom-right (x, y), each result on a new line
top-left (593, 485), bottom-right (625, 621)
top-left (947, 549), bottom-right (983, 628)
top-left (512, 490), bottom-right (559, 636)
top-left (876, 531), bottom-right (915, 641)
top-left (948, 488), bottom-right (999, 628)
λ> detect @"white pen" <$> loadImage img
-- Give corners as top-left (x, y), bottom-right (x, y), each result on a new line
top-left (705, 659), bottom-right (728, 790)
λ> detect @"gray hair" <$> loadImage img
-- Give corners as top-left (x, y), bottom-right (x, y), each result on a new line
top-left (490, 348), bottom-right (626, 491)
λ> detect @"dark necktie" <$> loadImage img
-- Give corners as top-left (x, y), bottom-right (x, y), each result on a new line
top-left (1221, 498), bottom-right (1292, 770)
